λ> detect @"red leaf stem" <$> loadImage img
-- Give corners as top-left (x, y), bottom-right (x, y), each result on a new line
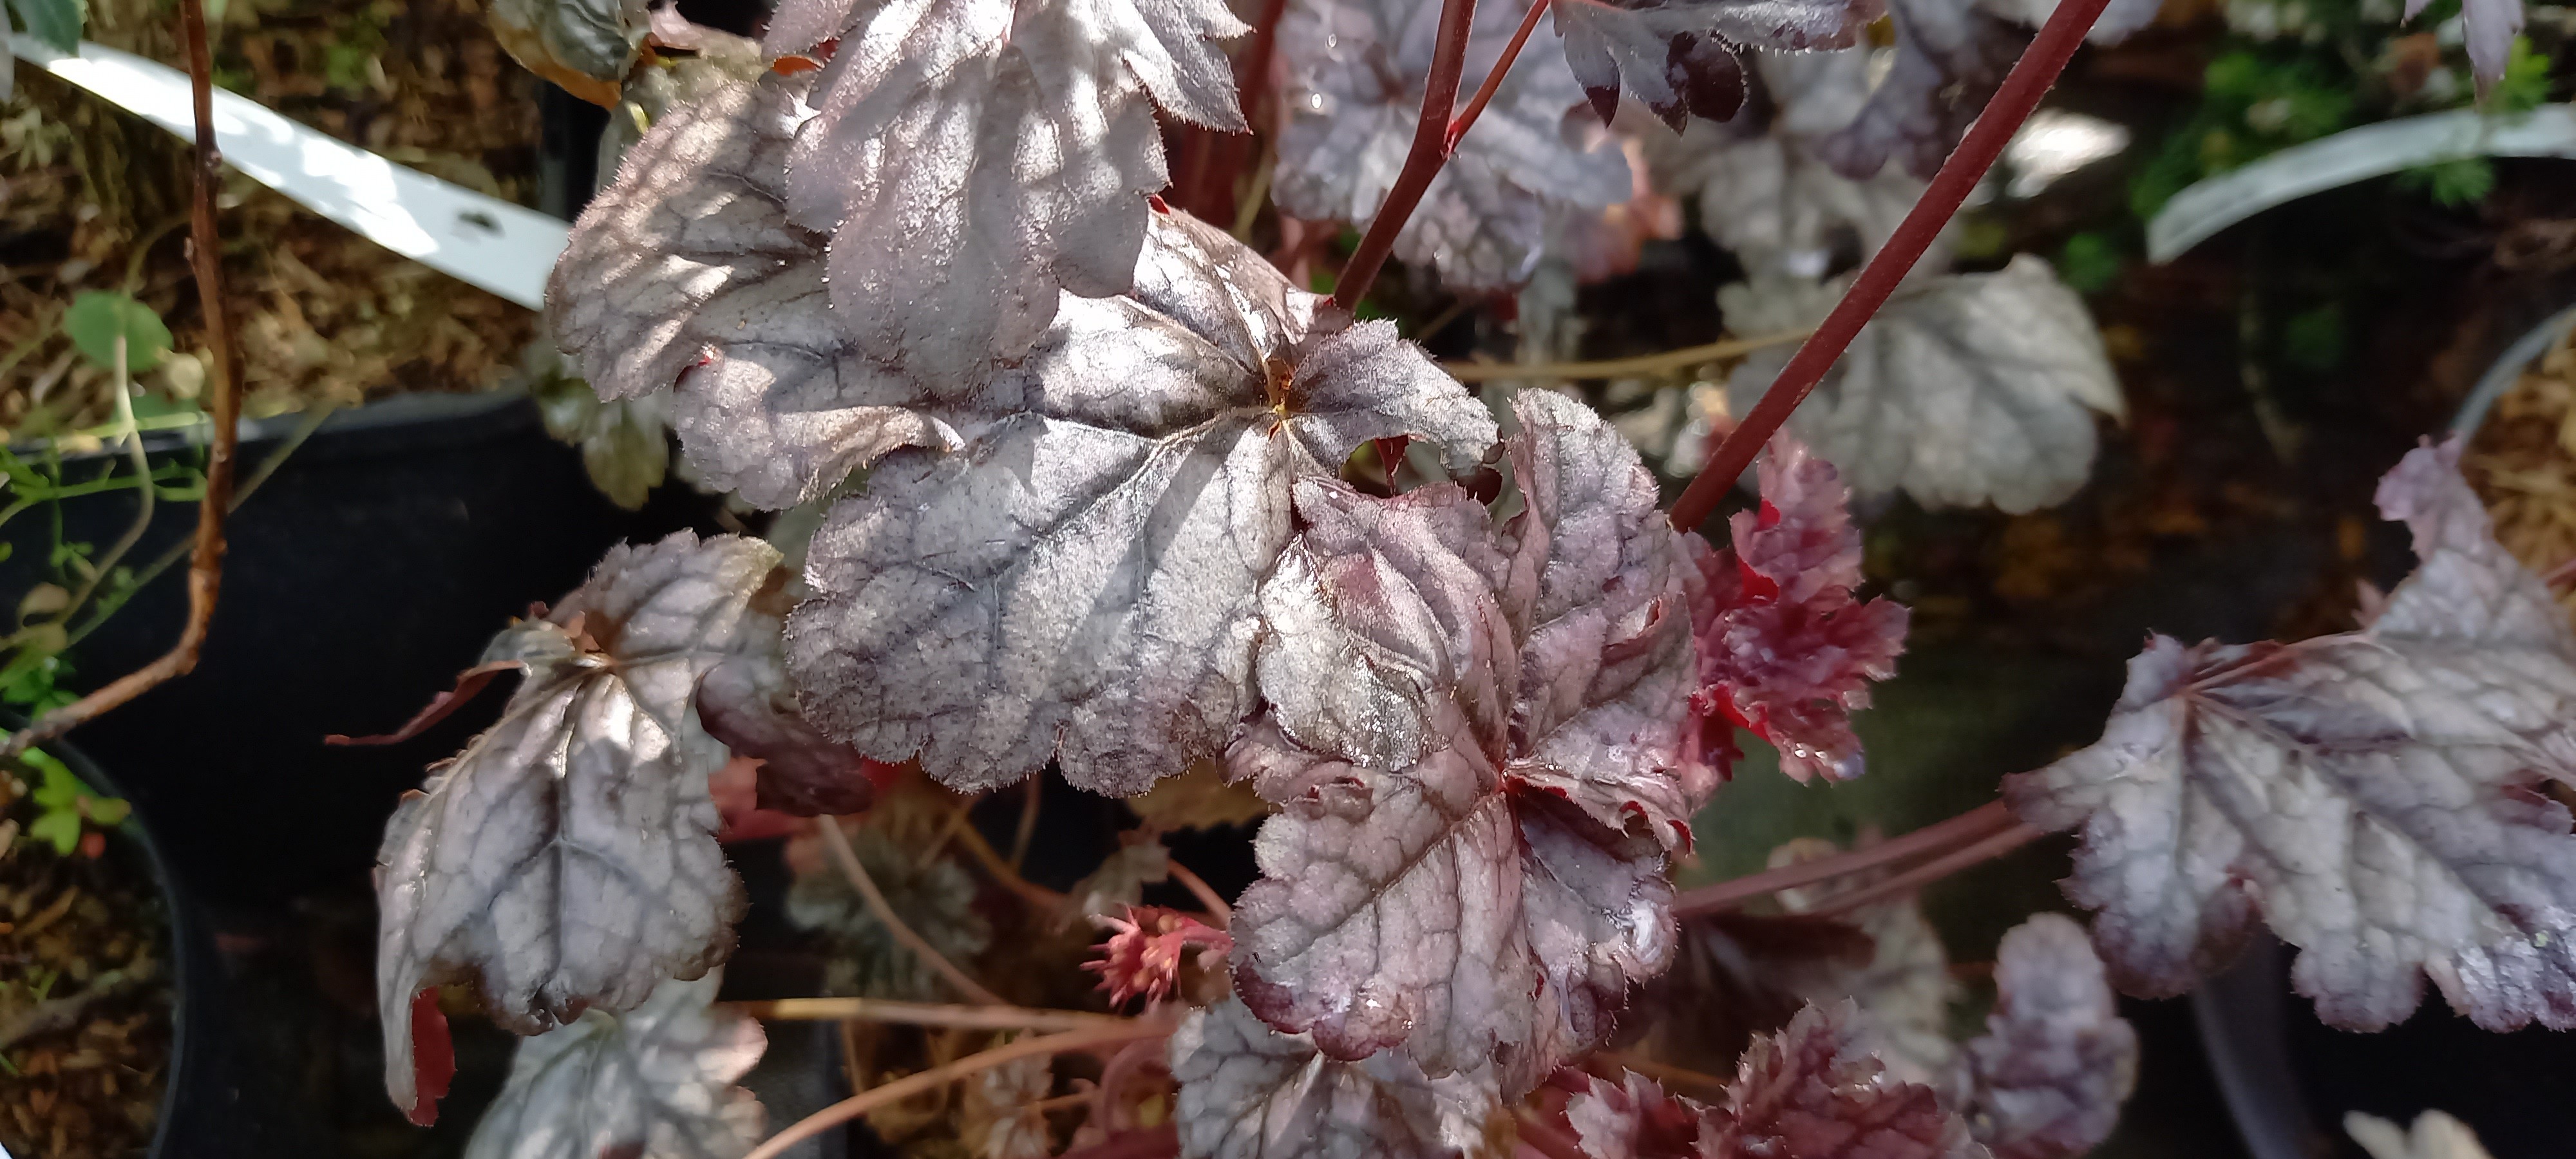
top-left (1449, 0), bottom-right (1552, 148)
top-left (1329, 0), bottom-right (1479, 312)
top-left (1665, 0), bottom-right (2117, 532)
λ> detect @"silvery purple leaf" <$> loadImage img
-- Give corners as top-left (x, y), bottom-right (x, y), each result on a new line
top-left (548, 74), bottom-right (956, 511)
top-left (1723, 257), bottom-right (2121, 514)
top-left (761, 0), bottom-right (1247, 387)
top-left (1229, 391), bottom-right (1701, 1093)
top-left (785, 210), bottom-right (1496, 798)
top-left (1954, 915), bottom-right (2137, 1159)
top-left (2006, 441), bottom-right (2576, 1031)
top-left (1170, 998), bottom-right (1496, 1159)
top-left (462, 972), bottom-right (766, 1159)
top-left (376, 532), bottom-right (781, 1120)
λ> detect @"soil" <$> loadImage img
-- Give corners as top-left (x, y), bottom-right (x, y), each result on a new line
top-left (0, 0), bottom-right (547, 443)
top-left (0, 759), bottom-right (175, 1159)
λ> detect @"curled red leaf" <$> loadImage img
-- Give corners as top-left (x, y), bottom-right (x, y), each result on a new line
top-left (1686, 435), bottom-right (1908, 782)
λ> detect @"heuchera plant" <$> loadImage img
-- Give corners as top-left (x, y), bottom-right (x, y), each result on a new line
top-left (79, 0), bottom-right (2562, 1151)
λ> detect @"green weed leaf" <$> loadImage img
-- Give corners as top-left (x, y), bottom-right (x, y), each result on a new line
top-left (7, 0), bottom-right (85, 54)
top-left (62, 290), bottom-right (172, 373)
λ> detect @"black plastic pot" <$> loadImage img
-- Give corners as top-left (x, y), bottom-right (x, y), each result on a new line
top-left (0, 391), bottom-right (721, 1156)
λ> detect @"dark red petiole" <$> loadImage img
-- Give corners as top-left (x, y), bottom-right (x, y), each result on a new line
top-left (1665, 0), bottom-right (2117, 532)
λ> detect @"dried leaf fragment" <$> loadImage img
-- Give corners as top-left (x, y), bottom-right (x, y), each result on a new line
top-left (1685, 435), bottom-right (1908, 782)
top-left (375, 532), bottom-right (782, 1119)
top-left (1169, 999), bottom-right (1496, 1159)
top-left (1229, 391), bottom-right (1702, 1091)
top-left (462, 972), bottom-right (766, 1159)
top-left (1953, 914), bottom-right (2137, 1159)
top-left (2005, 439), bottom-right (2576, 1030)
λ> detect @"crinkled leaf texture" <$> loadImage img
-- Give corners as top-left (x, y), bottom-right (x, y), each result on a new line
top-left (377, 532), bottom-right (781, 1118)
top-left (462, 972), bottom-right (766, 1159)
top-left (1725, 256), bottom-right (2121, 513)
top-left (758, 0), bottom-right (1247, 388)
top-left (549, 73), bottom-right (961, 512)
top-left (1229, 390), bottom-right (1704, 1092)
top-left (552, 71), bottom-right (1497, 800)
top-left (1273, 0), bottom-right (1632, 291)
top-left (2006, 438), bottom-right (2576, 1032)
top-left (1954, 914), bottom-right (2137, 1159)
top-left (1566, 1003), bottom-right (1985, 1159)
top-left (1686, 435), bottom-right (1908, 782)
top-left (783, 213), bottom-right (1497, 798)
top-left (1551, 0), bottom-right (1866, 131)
top-left (1814, 0), bottom-right (2158, 180)
top-left (1170, 997), bottom-right (1496, 1159)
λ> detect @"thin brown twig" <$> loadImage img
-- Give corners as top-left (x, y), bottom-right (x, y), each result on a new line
top-left (1808, 823), bottom-right (2045, 917)
top-left (724, 997), bottom-right (1123, 1032)
top-left (1442, 330), bottom-right (1810, 382)
top-left (1515, 1107), bottom-right (1591, 1159)
top-left (742, 1021), bottom-right (1178, 1159)
top-left (1448, 0), bottom-right (1549, 147)
top-left (1166, 861), bottom-right (1231, 928)
top-left (815, 816), bottom-right (1009, 1006)
top-left (953, 816), bottom-right (1075, 910)
top-left (1670, 801), bottom-right (2016, 917)
top-left (1010, 774), bottom-right (1043, 869)
top-left (1665, 0), bottom-right (2116, 532)
top-left (1331, 0), bottom-right (1477, 312)
top-left (1591, 1051), bottom-right (1732, 1097)
top-left (3, 0), bottom-right (244, 759)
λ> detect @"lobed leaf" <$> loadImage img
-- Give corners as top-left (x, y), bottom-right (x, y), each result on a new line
top-left (1228, 391), bottom-right (1702, 1092)
top-left (462, 972), bottom-right (766, 1159)
top-left (1685, 436), bottom-right (1909, 782)
top-left (549, 74), bottom-right (956, 512)
top-left (1954, 915), bottom-right (2137, 1159)
top-left (2006, 439), bottom-right (2576, 1031)
top-left (785, 211), bottom-right (1497, 798)
top-left (1724, 256), bottom-right (2122, 514)
top-left (375, 532), bottom-right (782, 1120)
top-left (761, 0), bottom-right (1247, 387)
top-left (1273, 0), bottom-right (1633, 291)
top-left (1169, 998), bottom-right (1497, 1159)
